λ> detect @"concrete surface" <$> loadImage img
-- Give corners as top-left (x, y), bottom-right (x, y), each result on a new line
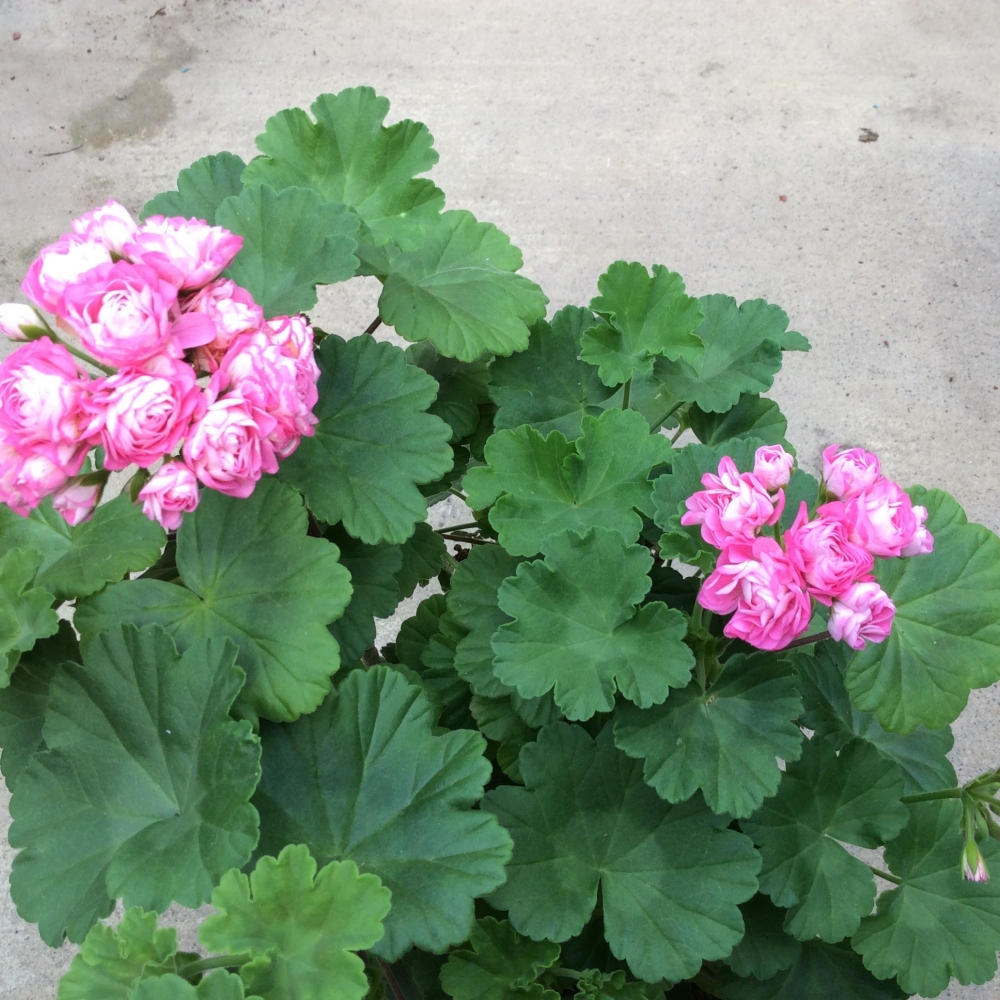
top-left (1, 0), bottom-right (1000, 996)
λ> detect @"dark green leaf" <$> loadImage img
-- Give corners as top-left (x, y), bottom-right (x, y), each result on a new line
top-left (253, 665), bottom-right (512, 959)
top-left (407, 343), bottom-right (491, 442)
top-left (483, 723), bottom-right (760, 983)
top-left (141, 152), bottom-right (246, 223)
top-left (279, 334), bottom-right (453, 544)
top-left (76, 479), bottom-right (351, 724)
top-left (740, 738), bottom-right (907, 943)
top-left (0, 547), bottom-right (59, 685)
top-left (723, 894), bottom-right (801, 981)
top-left (394, 521), bottom-right (448, 600)
top-left (613, 653), bottom-right (803, 818)
top-left (688, 394), bottom-right (790, 450)
top-left (9, 624), bottom-right (260, 945)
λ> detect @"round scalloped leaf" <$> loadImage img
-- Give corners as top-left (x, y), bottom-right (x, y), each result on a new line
top-left (723, 894), bottom-right (802, 981)
top-left (0, 546), bottom-right (59, 686)
top-left (464, 408), bottom-right (671, 557)
top-left (199, 845), bottom-right (389, 1000)
top-left (129, 973), bottom-right (250, 1000)
top-left (852, 800), bottom-right (1000, 997)
top-left (75, 479), bottom-right (350, 724)
top-left (740, 738), bottom-right (907, 944)
top-left (483, 722), bottom-right (761, 984)
top-left (845, 487), bottom-right (1000, 734)
top-left (141, 152), bottom-right (247, 223)
top-left (796, 641), bottom-right (955, 794)
top-left (581, 262), bottom-right (704, 386)
top-left (407, 343), bottom-right (492, 442)
top-left (613, 653), bottom-right (803, 818)
top-left (9, 624), bottom-right (260, 946)
top-left (688, 393), bottom-right (791, 450)
top-left (379, 210), bottom-right (549, 362)
top-left (393, 521), bottom-right (448, 600)
top-left (279, 334), bottom-right (453, 544)
top-left (652, 295), bottom-right (809, 413)
top-left (493, 528), bottom-right (694, 721)
top-left (253, 665), bottom-right (512, 960)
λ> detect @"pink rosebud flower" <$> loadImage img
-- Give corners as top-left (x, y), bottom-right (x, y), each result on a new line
top-left (0, 436), bottom-right (71, 516)
top-left (70, 199), bottom-right (138, 256)
top-left (681, 456), bottom-right (785, 549)
top-left (698, 537), bottom-right (777, 616)
top-left (84, 361), bottom-right (206, 470)
top-left (901, 504), bottom-right (934, 557)
top-left (51, 476), bottom-right (103, 526)
top-left (753, 444), bottom-right (795, 491)
top-left (138, 461), bottom-right (200, 530)
top-left (784, 501), bottom-right (874, 604)
top-left (60, 261), bottom-right (179, 367)
top-left (828, 579), bottom-right (895, 650)
top-left (844, 478), bottom-right (918, 558)
top-left (185, 279), bottom-right (264, 373)
top-left (265, 314), bottom-right (315, 360)
top-left (124, 216), bottom-right (243, 290)
top-left (0, 338), bottom-right (93, 470)
top-left (822, 444), bottom-right (882, 500)
top-left (183, 394), bottom-right (278, 498)
top-left (0, 303), bottom-right (42, 341)
top-left (21, 235), bottom-right (112, 315)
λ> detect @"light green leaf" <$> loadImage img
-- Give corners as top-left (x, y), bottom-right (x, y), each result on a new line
top-left (493, 528), bottom-right (694, 720)
top-left (0, 493), bottom-right (166, 600)
top-left (723, 894), bottom-right (801, 981)
top-left (440, 917), bottom-right (561, 1000)
top-left (852, 800), bottom-right (1000, 997)
top-left (465, 408), bottom-right (670, 557)
top-left (279, 334), bottom-right (453, 544)
top-left (141, 152), bottom-right (246, 223)
top-left (253, 665), bottom-right (512, 960)
top-left (407, 343), bottom-right (492, 442)
top-left (688, 393), bottom-right (791, 450)
top-left (216, 185), bottom-right (358, 318)
top-left (797, 641), bottom-right (955, 794)
top-left (741, 738), bottom-right (907, 943)
top-left (241, 87), bottom-right (443, 247)
top-left (393, 521), bottom-right (448, 599)
top-left (76, 479), bottom-right (350, 724)
top-left (845, 487), bottom-right (1000, 734)
top-left (0, 547), bottom-right (59, 686)
top-left (613, 653), bottom-right (803, 818)
top-left (129, 973), bottom-right (250, 1000)
top-left (483, 723), bottom-right (761, 983)
top-left (653, 296), bottom-right (809, 413)
top-left (200, 845), bottom-right (389, 1000)
top-left (9, 624), bottom-right (260, 946)
top-left (581, 262), bottom-right (704, 386)
top-left (489, 306), bottom-right (617, 438)
top-left (379, 210), bottom-right (549, 362)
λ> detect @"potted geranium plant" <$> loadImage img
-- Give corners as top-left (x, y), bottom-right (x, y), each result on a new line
top-left (1, 86), bottom-right (999, 1000)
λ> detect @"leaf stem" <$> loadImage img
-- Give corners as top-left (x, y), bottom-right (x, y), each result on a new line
top-left (784, 629), bottom-right (830, 650)
top-left (650, 400), bottom-right (684, 432)
top-left (869, 866), bottom-right (903, 886)
top-left (436, 522), bottom-right (480, 532)
top-left (901, 788), bottom-right (964, 804)
top-left (551, 967), bottom-right (585, 980)
top-left (363, 316), bottom-right (383, 335)
top-left (439, 532), bottom-right (490, 545)
top-left (669, 423), bottom-right (687, 445)
top-left (45, 327), bottom-right (116, 375)
top-left (377, 957), bottom-right (407, 1000)
top-left (447, 487), bottom-right (468, 502)
top-left (621, 377), bottom-right (632, 410)
top-left (177, 953), bottom-right (253, 978)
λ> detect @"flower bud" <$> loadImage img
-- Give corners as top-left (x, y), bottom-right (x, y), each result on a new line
top-left (963, 838), bottom-right (990, 883)
top-left (0, 303), bottom-right (43, 341)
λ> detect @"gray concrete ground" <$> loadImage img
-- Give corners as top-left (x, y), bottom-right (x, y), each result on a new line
top-left (1, 0), bottom-right (1000, 995)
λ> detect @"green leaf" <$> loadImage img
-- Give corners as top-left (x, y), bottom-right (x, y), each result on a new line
top-left (796, 641), bottom-right (955, 794)
top-left (493, 528), bottom-right (694, 720)
top-left (279, 334), bottom-right (453, 544)
top-left (241, 87), bottom-right (444, 247)
top-left (141, 152), bottom-right (246, 223)
top-left (379, 210), bottom-right (549, 362)
top-left (76, 479), bottom-right (350, 724)
top-left (216, 185), bottom-right (359, 318)
top-left (0, 493), bottom-right (166, 600)
top-left (9, 624), bottom-right (260, 945)
top-left (740, 738), bottom-right (907, 943)
top-left (581, 262), bottom-right (704, 386)
top-left (845, 487), bottom-right (1000, 734)
top-left (0, 620), bottom-right (77, 789)
top-left (200, 844), bottom-right (390, 1000)
top-left (613, 653), bottom-right (803, 818)
top-left (394, 521), bottom-right (448, 599)
top-left (440, 917), bottom-right (561, 1000)
top-left (711, 941), bottom-right (905, 1000)
top-left (489, 306), bottom-right (617, 438)
top-left (323, 525), bottom-right (402, 665)
top-left (407, 343), bottom-right (492, 442)
top-left (253, 665), bottom-right (512, 960)
top-left (653, 296), bottom-right (809, 413)
top-left (58, 907), bottom-right (180, 1000)
top-left (723, 894), bottom-right (802, 981)
top-left (483, 723), bottom-right (760, 983)
top-left (688, 393), bottom-right (791, 449)
top-left (468, 695), bottom-right (534, 781)
top-left (852, 800), bottom-right (1000, 996)
top-left (575, 970), bottom-right (665, 1000)
top-left (464, 408), bottom-right (670, 557)
top-left (129, 973), bottom-right (250, 1000)
top-left (0, 546), bottom-right (59, 685)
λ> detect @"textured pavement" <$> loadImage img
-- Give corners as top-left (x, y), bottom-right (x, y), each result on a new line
top-left (1, 1), bottom-right (1000, 996)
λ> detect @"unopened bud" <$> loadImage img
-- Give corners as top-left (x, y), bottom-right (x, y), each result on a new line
top-left (0, 302), bottom-right (44, 341)
top-left (963, 839), bottom-right (990, 883)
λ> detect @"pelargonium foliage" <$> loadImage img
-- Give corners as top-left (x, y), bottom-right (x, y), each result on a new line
top-left (0, 86), bottom-right (999, 1000)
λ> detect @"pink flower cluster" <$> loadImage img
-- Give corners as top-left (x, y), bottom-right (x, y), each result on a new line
top-left (681, 444), bottom-right (933, 652)
top-left (0, 200), bottom-right (319, 529)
